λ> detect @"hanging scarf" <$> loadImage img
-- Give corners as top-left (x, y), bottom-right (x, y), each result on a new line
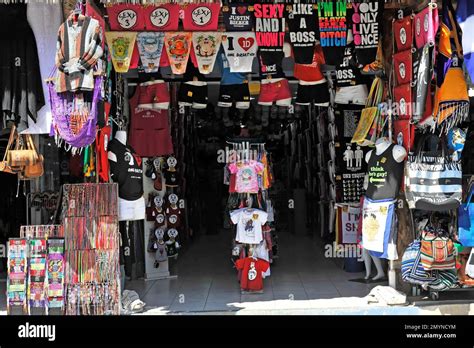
top-left (433, 0), bottom-right (469, 132)
top-left (164, 32), bottom-right (192, 75)
top-left (192, 32), bottom-right (222, 74)
top-left (105, 32), bottom-right (137, 73)
top-left (136, 32), bottom-right (165, 73)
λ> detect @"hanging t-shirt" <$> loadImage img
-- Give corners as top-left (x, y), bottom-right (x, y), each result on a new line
top-left (351, 0), bottom-right (383, 66)
top-left (235, 257), bottom-right (269, 291)
top-left (340, 205), bottom-right (360, 244)
top-left (254, 3), bottom-right (286, 73)
top-left (164, 32), bottom-right (192, 75)
top-left (286, 2), bottom-right (318, 64)
top-left (293, 45), bottom-right (326, 82)
top-left (166, 206), bottom-right (182, 229)
top-left (192, 32), bottom-right (222, 74)
top-left (182, 3), bottom-right (220, 31)
top-left (136, 32), bottom-right (165, 73)
top-left (228, 160), bottom-right (265, 193)
top-left (153, 208), bottom-right (166, 228)
top-left (230, 208), bottom-right (268, 244)
top-left (222, 3), bottom-right (255, 31)
top-left (335, 43), bottom-right (365, 87)
top-left (108, 139), bottom-right (144, 201)
top-left (143, 4), bottom-right (180, 31)
top-left (222, 32), bottom-right (257, 73)
top-left (106, 4), bottom-right (146, 31)
top-left (334, 105), bottom-right (367, 203)
top-left (317, 0), bottom-right (349, 66)
top-left (365, 144), bottom-right (404, 200)
top-left (218, 50), bottom-right (247, 85)
top-left (164, 169), bottom-right (179, 187)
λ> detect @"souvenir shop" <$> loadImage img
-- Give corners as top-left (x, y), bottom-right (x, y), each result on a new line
top-left (0, 0), bottom-right (474, 315)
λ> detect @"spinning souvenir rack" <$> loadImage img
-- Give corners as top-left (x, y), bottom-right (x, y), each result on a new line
top-left (62, 183), bottom-right (121, 315)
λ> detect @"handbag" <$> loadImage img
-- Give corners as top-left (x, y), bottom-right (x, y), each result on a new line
top-left (401, 239), bottom-right (436, 285)
top-left (19, 135), bottom-right (44, 180)
top-left (405, 134), bottom-right (462, 211)
top-left (420, 228), bottom-right (456, 270)
top-left (351, 77), bottom-right (383, 146)
top-left (7, 133), bottom-right (38, 169)
top-left (458, 182), bottom-right (474, 246)
top-left (0, 125), bottom-right (19, 174)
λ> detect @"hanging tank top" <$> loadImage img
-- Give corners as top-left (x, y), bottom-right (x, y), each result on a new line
top-left (365, 144), bottom-right (404, 200)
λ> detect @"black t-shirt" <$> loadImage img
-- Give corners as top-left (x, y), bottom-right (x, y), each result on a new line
top-left (164, 168), bottom-right (179, 187)
top-left (335, 43), bottom-right (365, 87)
top-left (317, 0), bottom-right (350, 66)
top-left (257, 50), bottom-right (285, 78)
top-left (334, 104), bottom-right (367, 203)
top-left (352, 0), bottom-right (384, 66)
top-left (108, 139), bottom-right (144, 201)
top-left (365, 144), bottom-right (404, 200)
top-left (222, 3), bottom-right (255, 31)
top-left (286, 2), bottom-right (318, 64)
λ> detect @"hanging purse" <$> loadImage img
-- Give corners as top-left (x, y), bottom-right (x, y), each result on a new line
top-left (0, 125), bottom-right (19, 174)
top-left (7, 133), bottom-right (38, 170)
top-left (420, 228), bottom-right (456, 271)
top-left (351, 77), bottom-right (383, 146)
top-left (19, 135), bottom-right (44, 180)
top-left (405, 134), bottom-right (462, 211)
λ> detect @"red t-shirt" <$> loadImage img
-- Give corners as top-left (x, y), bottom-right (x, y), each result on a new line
top-left (293, 45), bottom-right (326, 82)
top-left (235, 257), bottom-right (269, 291)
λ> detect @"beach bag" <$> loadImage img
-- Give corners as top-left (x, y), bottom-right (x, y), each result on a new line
top-left (401, 239), bottom-right (436, 285)
top-left (351, 77), bottom-right (383, 146)
top-left (0, 125), bottom-right (21, 174)
top-left (405, 134), bottom-right (462, 211)
top-left (420, 228), bottom-right (456, 270)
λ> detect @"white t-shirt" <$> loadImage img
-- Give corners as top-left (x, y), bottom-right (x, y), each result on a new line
top-left (230, 208), bottom-right (268, 244)
top-left (222, 32), bottom-right (257, 73)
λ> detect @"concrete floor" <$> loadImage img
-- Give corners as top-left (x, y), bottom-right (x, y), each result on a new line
top-left (126, 232), bottom-right (382, 313)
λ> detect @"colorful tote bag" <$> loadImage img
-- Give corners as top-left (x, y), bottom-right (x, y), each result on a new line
top-left (420, 228), bottom-right (456, 271)
top-left (393, 15), bottom-right (413, 52)
top-left (105, 32), bottom-right (137, 73)
top-left (414, 3), bottom-right (439, 49)
top-left (136, 32), bottom-right (165, 73)
top-left (192, 32), bottom-right (222, 74)
top-left (164, 32), bottom-right (192, 75)
top-left (351, 77), bottom-right (383, 146)
top-left (143, 4), bottom-right (180, 31)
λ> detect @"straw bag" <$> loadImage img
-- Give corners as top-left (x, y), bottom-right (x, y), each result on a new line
top-left (7, 131), bottom-right (38, 170)
top-left (351, 77), bottom-right (384, 146)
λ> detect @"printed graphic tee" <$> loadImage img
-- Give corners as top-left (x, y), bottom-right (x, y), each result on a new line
top-left (192, 32), bottom-right (222, 74)
top-left (334, 105), bottom-right (367, 203)
top-left (235, 257), bottom-right (270, 291)
top-left (254, 3), bottom-right (286, 75)
top-left (335, 43), bottom-right (365, 87)
top-left (286, 2), bottom-right (318, 64)
top-left (228, 160), bottom-right (265, 193)
top-left (107, 4), bottom-right (145, 31)
top-left (143, 4), bottom-right (180, 31)
top-left (293, 45), bottom-right (326, 82)
top-left (351, 0), bottom-right (383, 66)
top-left (222, 32), bottom-right (257, 73)
top-left (317, 0), bottom-right (350, 66)
top-left (230, 208), bottom-right (268, 244)
top-left (218, 50), bottom-right (247, 85)
top-left (222, 3), bottom-right (255, 31)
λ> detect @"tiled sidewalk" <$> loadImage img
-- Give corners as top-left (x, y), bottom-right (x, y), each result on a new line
top-left (129, 232), bottom-right (381, 313)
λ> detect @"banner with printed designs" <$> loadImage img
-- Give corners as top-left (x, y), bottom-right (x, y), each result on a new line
top-left (192, 32), bottom-right (222, 74)
top-left (164, 32), bottom-right (192, 75)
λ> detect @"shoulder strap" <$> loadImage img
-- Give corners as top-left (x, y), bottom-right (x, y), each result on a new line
top-left (2, 125), bottom-right (17, 162)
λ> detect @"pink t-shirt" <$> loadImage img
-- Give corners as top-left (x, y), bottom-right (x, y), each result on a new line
top-left (228, 160), bottom-right (264, 193)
